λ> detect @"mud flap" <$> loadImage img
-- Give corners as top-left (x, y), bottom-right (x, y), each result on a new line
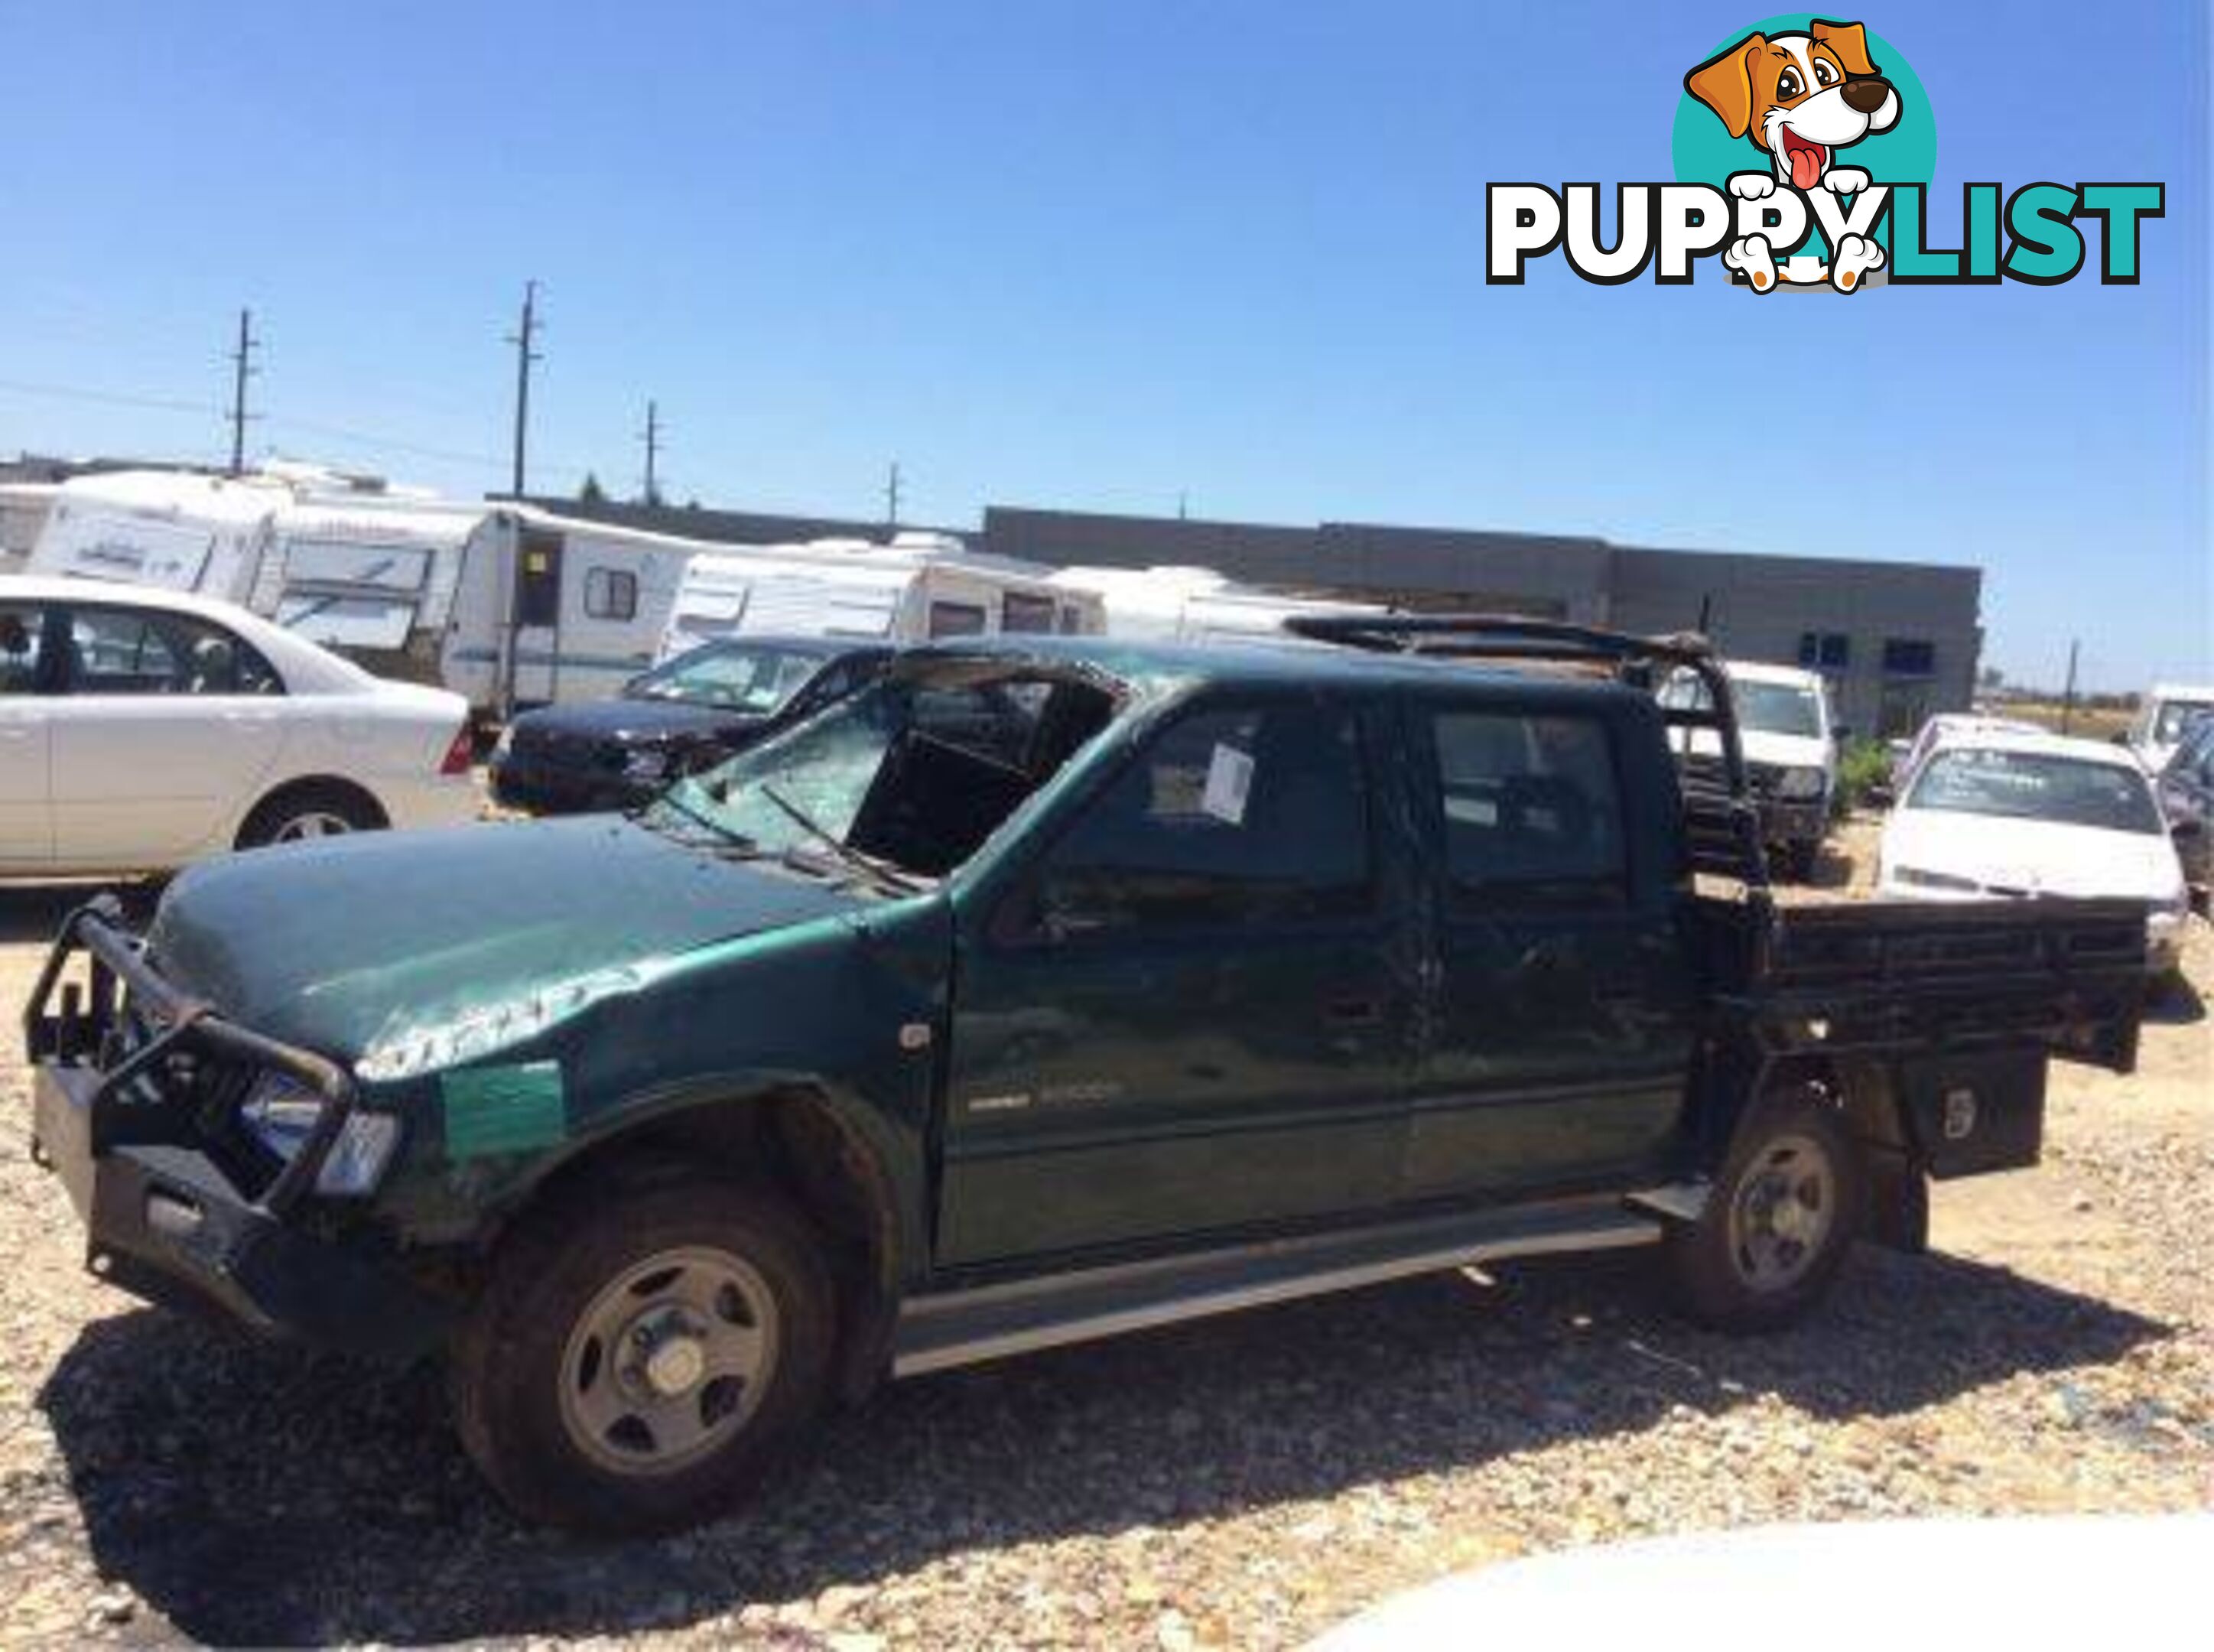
top-left (1860, 1140), bottom-right (1929, 1254)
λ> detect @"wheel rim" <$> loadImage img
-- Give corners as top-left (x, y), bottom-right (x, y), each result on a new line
top-left (556, 1244), bottom-right (779, 1476)
top-left (1725, 1132), bottom-right (1835, 1293)
top-left (271, 810), bottom-right (353, 841)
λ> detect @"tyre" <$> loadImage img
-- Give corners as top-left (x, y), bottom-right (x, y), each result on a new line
top-left (1664, 1086), bottom-right (1862, 1332)
top-left (238, 782), bottom-right (382, 848)
top-left (450, 1177), bottom-right (836, 1534)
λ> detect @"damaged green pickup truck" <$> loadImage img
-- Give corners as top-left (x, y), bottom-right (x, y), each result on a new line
top-left (27, 618), bottom-right (2147, 1533)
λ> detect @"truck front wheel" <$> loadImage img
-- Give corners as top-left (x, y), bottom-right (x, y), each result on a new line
top-left (451, 1177), bottom-right (837, 1533)
top-left (1664, 1088), bottom-right (1862, 1332)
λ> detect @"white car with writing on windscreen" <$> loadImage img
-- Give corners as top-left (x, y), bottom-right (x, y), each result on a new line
top-left (1, 577), bottom-right (476, 876)
top-left (1877, 727), bottom-right (2189, 976)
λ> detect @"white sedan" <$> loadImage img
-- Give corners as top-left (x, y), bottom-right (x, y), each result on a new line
top-left (2, 575), bottom-right (476, 875)
top-left (1877, 727), bottom-right (2190, 974)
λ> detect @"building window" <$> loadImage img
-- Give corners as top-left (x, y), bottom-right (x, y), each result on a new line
top-left (1882, 639), bottom-right (1936, 677)
top-left (584, 567), bottom-right (638, 622)
top-left (1798, 631), bottom-right (1851, 671)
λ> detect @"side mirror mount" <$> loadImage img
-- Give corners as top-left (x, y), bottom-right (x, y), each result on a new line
top-left (2172, 817), bottom-right (2206, 844)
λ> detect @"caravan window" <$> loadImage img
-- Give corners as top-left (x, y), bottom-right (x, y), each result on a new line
top-left (928, 600), bottom-right (988, 639)
top-left (1003, 592), bottom-right (1057, 634)
top-left (585, 567), bottom-right (639, 622)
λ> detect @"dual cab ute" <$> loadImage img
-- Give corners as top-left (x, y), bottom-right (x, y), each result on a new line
top-left (26, 619), bottom-right (2146, 1533)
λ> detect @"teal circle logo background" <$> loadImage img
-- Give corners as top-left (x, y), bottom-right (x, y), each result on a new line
top-left (1670, 15), bottom-right (1936, 256)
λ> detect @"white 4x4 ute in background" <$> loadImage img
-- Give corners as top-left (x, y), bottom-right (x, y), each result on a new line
top-left (2127, 683), bottom-right (2214, 772)
top-left (1, 575), bottom-right (476, 876)
top-left (1662, 659), bottom-right (1838, 880)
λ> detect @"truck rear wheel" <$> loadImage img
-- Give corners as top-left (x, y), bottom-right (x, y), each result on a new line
top-left (451, 1176), bottom-right (836, 1534)
top-left (1665, 1087), bottom-right (1861, 1332)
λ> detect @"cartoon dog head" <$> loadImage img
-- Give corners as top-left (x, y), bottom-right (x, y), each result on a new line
top-left (1686, 18), bottom-right (1900, 190)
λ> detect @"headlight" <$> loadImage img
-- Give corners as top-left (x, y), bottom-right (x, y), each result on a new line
top-left (241, 1075), bottom-right (401, 1196)
top-left (492, 724), bottom-right (514, 759)
top-left (1895, 866), bottom-right (1982, 893)
top-left (1777, 766), bottom-right (1827, 800)
top-left (2149, 893), bottom-right (2189, 925)
top-left (623, 747), bottom-right (670, 781)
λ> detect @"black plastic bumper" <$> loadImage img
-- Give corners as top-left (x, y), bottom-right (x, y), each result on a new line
top-left (24, 899), bottom-right (452, 1361)
top-left (488, 753), bottom-right (645, 815)
top-left (1755, 797), bottom-right (1828, 846)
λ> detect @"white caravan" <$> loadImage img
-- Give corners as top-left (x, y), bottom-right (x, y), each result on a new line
top-left (27, 469), bottom-right (292, 600)
top-left (248, 498), bottom-right (701, 714)
top-left (27, 469), bottom-right (729, 715)
top-left (656, 533), bottom-right (1103, 662)
top-left (0, 482), bottom-right (60, 575)
top-left (1048, 564), bottom-right (1385, 645)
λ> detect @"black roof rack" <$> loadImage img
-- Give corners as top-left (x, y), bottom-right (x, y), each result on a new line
top-left (1284, 612), bottom-right (1770, 890)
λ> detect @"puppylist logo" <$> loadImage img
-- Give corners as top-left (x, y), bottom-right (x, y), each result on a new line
top-left (1489, 15), bottom-right (2164, 292)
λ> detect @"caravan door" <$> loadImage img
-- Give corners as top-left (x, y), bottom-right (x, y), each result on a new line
top-left (506, 527), bottom-right (564, 707)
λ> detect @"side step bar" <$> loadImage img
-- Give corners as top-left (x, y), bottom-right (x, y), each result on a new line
top-left (892, 1194), bottom-right (1676, 1378)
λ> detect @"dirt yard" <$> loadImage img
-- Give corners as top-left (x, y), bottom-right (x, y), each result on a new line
top-left (0, 828), bottom-right (2207, 1648)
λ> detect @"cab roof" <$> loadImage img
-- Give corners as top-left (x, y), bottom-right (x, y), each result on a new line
top-left (907, 631), bottom-right (1640, 707)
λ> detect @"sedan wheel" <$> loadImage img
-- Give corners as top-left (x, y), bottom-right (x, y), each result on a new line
top-left (270, 808), bottom-right (357, 842)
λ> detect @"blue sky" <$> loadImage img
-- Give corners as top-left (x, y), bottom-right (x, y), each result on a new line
top-left (1, 1), bottom-right (2203, 688)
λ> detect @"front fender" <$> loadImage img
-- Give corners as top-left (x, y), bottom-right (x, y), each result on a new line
top-left (369, 896), bottom-right (951, 1281)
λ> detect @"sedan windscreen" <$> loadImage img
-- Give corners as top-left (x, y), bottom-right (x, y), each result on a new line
top-left (1907, 749), bottom-right (2164, 835)
top-left (631, 642), bottom-right (833, 713)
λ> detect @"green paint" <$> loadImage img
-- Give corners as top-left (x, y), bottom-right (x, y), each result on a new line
top-left (442, 1062), bottom-right (567, 1159)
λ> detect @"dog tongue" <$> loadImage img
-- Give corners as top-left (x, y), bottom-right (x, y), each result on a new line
top-left (1790, 145), bottom-right (1823, 190)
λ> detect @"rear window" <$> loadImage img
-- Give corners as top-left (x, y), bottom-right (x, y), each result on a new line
top-left (1908, 749), bottom-right (2161, 835)
top-left (1427, 711), bottom-right (1627, 907)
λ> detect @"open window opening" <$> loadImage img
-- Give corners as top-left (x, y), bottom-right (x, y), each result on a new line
top-left (645, 655), bottom-right (1123, 884)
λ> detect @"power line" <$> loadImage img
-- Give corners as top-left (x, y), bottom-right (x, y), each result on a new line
top-left (0, 376), bottom-right (218, 417)
top-left (504, 280), bottom-right (542, 498)
top-left (224, 308), bottom-right (261, 476)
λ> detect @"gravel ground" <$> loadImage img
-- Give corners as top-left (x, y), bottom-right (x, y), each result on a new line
top-left (1, 825), bottom-right (2208, 1649)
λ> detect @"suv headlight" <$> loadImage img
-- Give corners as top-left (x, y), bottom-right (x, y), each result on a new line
top-left (623, 747), bottom-right (670, 782)
top-left (241, 1075), bottom-right (401, 1196)
top-left (492, 724), bottom-right (514, 759)
top-left (1777, 766), bottom-right (1827, 800)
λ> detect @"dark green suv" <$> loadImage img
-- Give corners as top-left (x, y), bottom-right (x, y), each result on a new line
top-left (27, 619), bottom-right (2147, 1533)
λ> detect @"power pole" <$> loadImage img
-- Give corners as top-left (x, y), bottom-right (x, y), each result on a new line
top-left (506, 280), bottom-right (542, 499)
top-left (639, 399), bottom-right (663, 505)
top-left (885, 460), bottom-right (902, 530)
top-left (2060, 638), bottom-right (2080, 736)
top-left (1177, 490), bottom-right (1188, 520)
top-left (224, 308), bottom-right (259, 476)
